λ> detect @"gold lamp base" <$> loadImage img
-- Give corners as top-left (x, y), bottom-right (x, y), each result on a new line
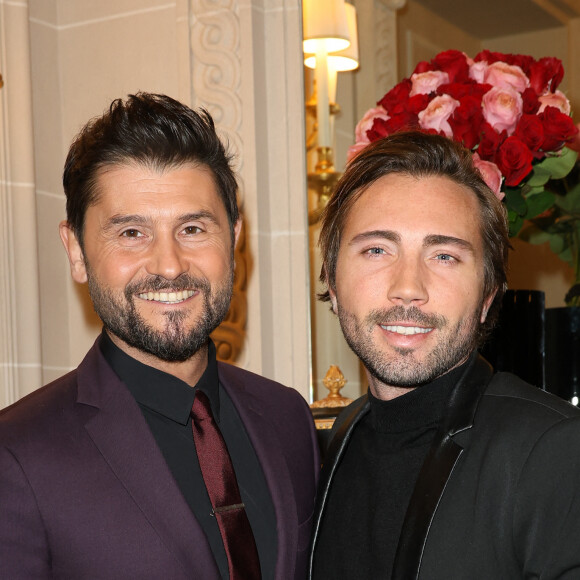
top-left (308, 146), bottom-right (341, 225)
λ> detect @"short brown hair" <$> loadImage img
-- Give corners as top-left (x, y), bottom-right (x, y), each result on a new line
top-left (319, 131), bottom-right (510, 339)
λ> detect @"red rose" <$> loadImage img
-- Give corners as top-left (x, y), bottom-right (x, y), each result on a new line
top-left (449, 96), bottom-right (484, 149)
top-left (432, 50), bottom-right (470, 82)
top-left (407, 93), bottom-right (431, 114)
top-left (437, 80), bottom-right (491, 101)
top-left (367, 112), bottom-right (418, 140)
top-left (478, 122), bottom-right (507, 161)
top-left (529, 57), bottom-right (564, 94)
top-left (367, 117), bottom-right (390, 141)
top-left (496, 136), bottom-right (534, 186)
top-left (378, 80), bottom-right (412, 113)
top-left (384, 111), bottom-right (419, 134)
top-left (474, 50), bottom-right (507, 65)
top-left (539, 106), bottom-right (579, 151)
top-left (521, 87), bottom-right (540, 114)
top-left (412, 60), bottom-right (433, 75)
top-left (514, 114), bottom-right (544, 153)
top-left (508, 54), bottom-right (535, 76)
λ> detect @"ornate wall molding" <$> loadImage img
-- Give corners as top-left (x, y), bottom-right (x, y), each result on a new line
top-left (190, 0), bottom-right (247, 364)
top-left (375, 0), bottom-right (404, 98)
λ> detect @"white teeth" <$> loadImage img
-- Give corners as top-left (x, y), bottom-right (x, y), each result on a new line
top-left (381, 325), bottom-right (431, 335)
top-left (138, 290), bottom-right (195, 304)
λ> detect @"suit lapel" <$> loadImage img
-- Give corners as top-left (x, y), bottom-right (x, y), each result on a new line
top-left (309, 396), bottom-right (370, 578)
top-left (76, 342), bottom-right (220, 579)
top-left (391, 355), bottom-right (494, 580)
top-left (218, 365), bottom-right (298, 580)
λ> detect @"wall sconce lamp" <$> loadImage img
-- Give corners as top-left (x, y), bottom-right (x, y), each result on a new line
top-left (303, 0), bottom-right (359, 224)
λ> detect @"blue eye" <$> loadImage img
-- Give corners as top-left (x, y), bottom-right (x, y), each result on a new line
top-left (366, 247), bottom-right (385, 255)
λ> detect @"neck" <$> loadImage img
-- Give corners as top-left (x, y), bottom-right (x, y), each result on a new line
top-left (368, 379), bottom-right (415, 401)
top-left (366, 353), bottom-right (472, 402)
top-left (106, 330), bottom-right (209, 387)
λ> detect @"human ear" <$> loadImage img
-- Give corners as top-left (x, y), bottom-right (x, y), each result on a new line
top-left (59, 221), bottom-right (88, 284)
top-left (480, 290), bottom-right (497, 323)
top-left (325, 267), bottom-right (338, 314)
top-left (233, 218), bottom-right (242, 250)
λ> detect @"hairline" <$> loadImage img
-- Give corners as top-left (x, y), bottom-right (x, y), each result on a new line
top-left (74, 158), bottom-right (237, 249)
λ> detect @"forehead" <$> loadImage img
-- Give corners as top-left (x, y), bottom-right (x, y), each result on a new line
top-left (91, 162), bottom-right (224, 215)
top-left (342, 173), bottom-right (483, 248)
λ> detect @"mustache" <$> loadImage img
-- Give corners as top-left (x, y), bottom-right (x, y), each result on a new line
top-left (366, 305), bottom-right (447, 329)
top-left (124, 273), bottom-right (211, 296)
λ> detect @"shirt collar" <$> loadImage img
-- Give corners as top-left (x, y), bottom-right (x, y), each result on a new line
top-left (99, 330), bottom-right (221, 425)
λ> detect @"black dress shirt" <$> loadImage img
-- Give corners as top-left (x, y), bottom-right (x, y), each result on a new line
top-left (100, 331), bottom-right (277, 579)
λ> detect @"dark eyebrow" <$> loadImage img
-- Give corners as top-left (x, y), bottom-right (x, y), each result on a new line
top-left (348, 230), bottom-right (401, 246)
top-left (103, 214), bottom-right (148, 232)
top-left (423, 234), bottom-right (475, 254)
top-left (347, 230), bottom-right (475, 254)
top-left (103, 211), bottom-right (220, 232)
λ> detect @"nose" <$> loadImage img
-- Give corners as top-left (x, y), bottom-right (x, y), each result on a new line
top-left (145, 234), bottom-right (188, 281)
top-left (386, 255), bottom-right (428, 306)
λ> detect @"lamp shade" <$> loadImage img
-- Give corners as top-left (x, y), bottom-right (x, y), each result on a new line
top-left (303, 0), bottom-right (350, 54)
top-left (304, 2), bottom-right (359, 72)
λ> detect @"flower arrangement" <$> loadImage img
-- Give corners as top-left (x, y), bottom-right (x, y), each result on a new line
top-left (350, 49), bottom-right (580, 306)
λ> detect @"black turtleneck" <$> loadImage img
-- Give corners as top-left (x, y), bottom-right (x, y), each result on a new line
top-left (99, 331), bottom-right (276, 580)
top-left (312, 358), bottom-right (471, 580)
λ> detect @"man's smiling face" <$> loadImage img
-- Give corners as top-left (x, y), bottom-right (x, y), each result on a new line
top-left (329, 172), bottom-right (495, 399)
top-left (61, 162), bottom-right (239, 363)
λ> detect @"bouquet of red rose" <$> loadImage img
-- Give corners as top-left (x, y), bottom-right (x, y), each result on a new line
top-left (350, 49), bottom-right (580, 304)
top-left (349, 50), bottom-right (578, 234)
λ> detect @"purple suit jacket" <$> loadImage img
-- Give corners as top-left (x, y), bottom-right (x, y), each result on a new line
top-left (0, 338), bottom-right (320, 578)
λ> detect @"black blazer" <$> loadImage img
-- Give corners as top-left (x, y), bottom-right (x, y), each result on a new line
top-left (309, 355), bottom-right (580, 579)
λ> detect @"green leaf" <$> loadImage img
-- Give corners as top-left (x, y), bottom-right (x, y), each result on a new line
top-left (554, 183), bottom-right (580, 214)
top-left (559, 246), bottom-right (573, 265)
top-left (518, 223), bottom-right (552, 245)
top-left (534, 147), bottom-right (578, 180)
top-left (524, 190), bottom-right (555, 219)
top-left (504, 188), bottom-right (527, 216)
top-left (527, 166), bottom-right (551, 187)
top-left (508, 212), bottom-right (524, 237)
top-left (550, 235), bottom-right (565, 254)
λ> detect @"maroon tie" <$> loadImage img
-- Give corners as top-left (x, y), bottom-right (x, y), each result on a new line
top-left (191, 390), bottom-right (261, 580)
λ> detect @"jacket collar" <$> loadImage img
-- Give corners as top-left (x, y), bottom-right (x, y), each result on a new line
top-left (217, 362), bottom-right (300, 580)
top-left (309, 353), bottom-right (494, 580)
top-left (76, 337), bottom-right (220, 578)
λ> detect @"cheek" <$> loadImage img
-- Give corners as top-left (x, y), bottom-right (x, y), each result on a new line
top-left (87, 249), bottom-right (144, 286)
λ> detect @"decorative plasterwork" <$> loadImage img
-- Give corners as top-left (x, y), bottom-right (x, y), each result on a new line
top-left (190, 0), bottom-right (247, 364)
top-left (375, 0), bottom-right (406, 97)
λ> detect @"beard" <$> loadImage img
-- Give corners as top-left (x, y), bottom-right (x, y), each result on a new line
top-left (337, 303), bottom-right (482, 388)
top-left (86, 266), bottom-right (233, 363)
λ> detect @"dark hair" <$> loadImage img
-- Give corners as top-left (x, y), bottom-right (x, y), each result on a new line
top-left (319, 131), bottom-right (510, 339)
top-left (62, 92), bottom-right (239, 246)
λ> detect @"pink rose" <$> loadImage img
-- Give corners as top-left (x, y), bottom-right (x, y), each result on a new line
top-left (418, 95), bottom-right (460, 137)
top-left (410, 70), bottom-right (450, 96)
top-left (354, 106), bottom-right (390, 144)
top-left (482, 86), bottom-right (523, 135)
top-left (484, 61), bottom-right (529, 93)
top-left (469, 61), bottom-right (487, 83)
top-left (538, 90), bottom-right (571, 115)
top-left (346, 142), bottom-right (369, 162)
top-left (472, 152), bottom-right (504, 199)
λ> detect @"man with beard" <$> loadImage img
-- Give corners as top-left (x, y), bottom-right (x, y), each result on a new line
top-left (309, 132), bottom-right (580, 579)
top-left (0, 93), bottom-right (319, 579)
